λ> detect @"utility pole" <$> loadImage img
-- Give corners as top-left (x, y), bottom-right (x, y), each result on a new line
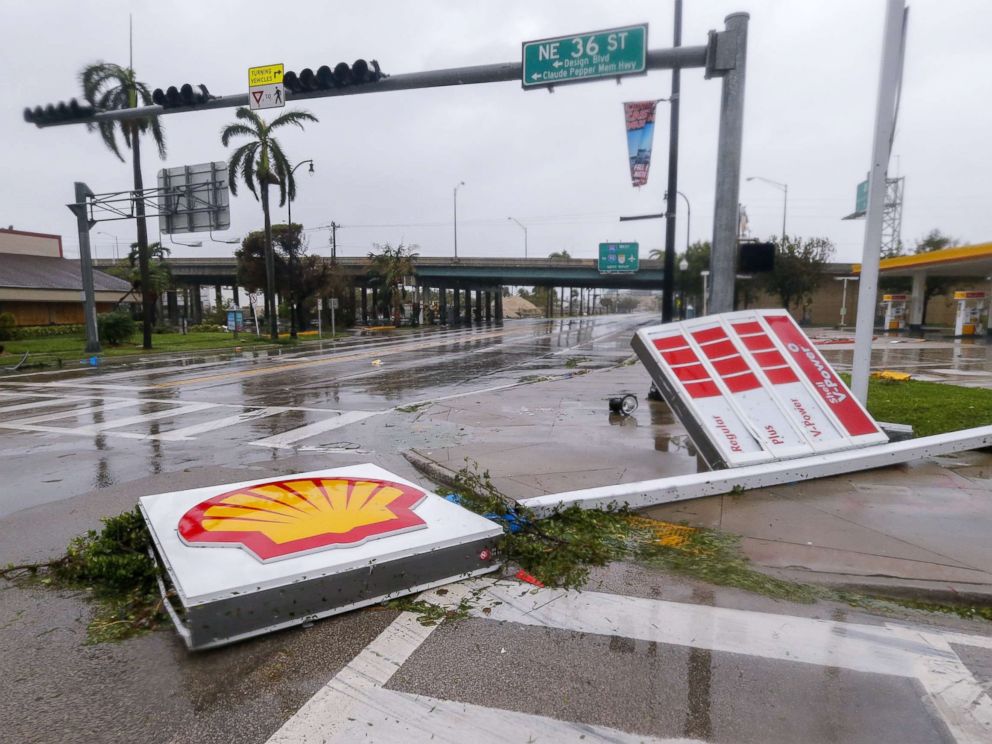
top-left (661, 0), bottom-right (683, 323)
top-left (330, 221), bottom-right (338, 260)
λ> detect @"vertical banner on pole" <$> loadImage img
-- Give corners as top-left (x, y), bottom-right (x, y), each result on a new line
top-left (624, 101), bottom-right (658, 187)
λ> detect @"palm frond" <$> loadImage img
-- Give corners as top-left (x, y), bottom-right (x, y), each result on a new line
top-left (267, 109), bottom-right (319, 132)
top-left (220, 123), bottom-right (257, 148)
top-left (95, 120), bottom-right (124, 162)
top-left (234, 107), bottom-right (265, 135)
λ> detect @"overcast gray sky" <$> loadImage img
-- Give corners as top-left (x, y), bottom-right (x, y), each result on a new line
top-left (4, 0), bottom-right (991, 264)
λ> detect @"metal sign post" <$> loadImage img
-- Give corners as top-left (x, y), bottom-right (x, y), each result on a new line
top-left (330, 296), bottom-right (338, 337)
top-left (851, 0), bottom-right (908, 403)
top-left (67, 182), bottom-right (100, 353)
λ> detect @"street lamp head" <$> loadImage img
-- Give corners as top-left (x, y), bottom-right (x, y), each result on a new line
top-left (679, 258), bottom-right (689, 271)
top-left (308, 161), bottom-right (315, 174)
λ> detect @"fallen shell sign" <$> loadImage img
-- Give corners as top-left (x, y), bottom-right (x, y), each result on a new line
top-left (179, 476), bottom-right (428, 562)
top-left (632, 309), bottom-right (887, 469)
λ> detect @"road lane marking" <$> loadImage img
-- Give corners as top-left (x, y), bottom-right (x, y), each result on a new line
top-left (248, 410), bottom-right (378, 449)
top-left (68, 402), bottom-right (218, 434)
top-left (266, 583), bottom-right (687, 744)
top-left (0, 399), bottom-right (140, 426)
top-left (467, 580), bottom-right (992, 743)
top-left (149, 406), bottom-right (287, 441)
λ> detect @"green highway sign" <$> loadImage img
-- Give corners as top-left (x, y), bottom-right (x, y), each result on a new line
top-left (855, 179), bottom-right (869, 214)
top-left (522, 24), bottom-right (648, 90)
top-left (599, 242), bottom-right (639, 274)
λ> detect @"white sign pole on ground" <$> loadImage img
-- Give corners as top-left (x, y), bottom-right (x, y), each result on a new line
top-left (851, 0), bottom-right (908, 403)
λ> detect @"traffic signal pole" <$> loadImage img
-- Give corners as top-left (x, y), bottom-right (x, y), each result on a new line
top-left (660, 0), bottom-right (683, 323)
top-left (30, 18), bottom-right (749, 320)
top-left (29, 48), bottom-right (709, 129)
top-left (67, 182), bottom-right (101, 354)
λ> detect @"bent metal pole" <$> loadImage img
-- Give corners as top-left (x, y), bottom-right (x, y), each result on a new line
top-left (851, 0), bottom-right (908, 403)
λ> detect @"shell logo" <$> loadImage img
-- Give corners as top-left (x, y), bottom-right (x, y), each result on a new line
top-left (178, 477), bottom-right (428, 562)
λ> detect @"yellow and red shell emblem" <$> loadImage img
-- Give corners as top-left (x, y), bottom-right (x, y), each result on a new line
top-left (178, 477), bottom-right (428, 562)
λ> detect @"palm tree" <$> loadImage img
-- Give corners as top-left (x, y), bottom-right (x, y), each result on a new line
top-left (80, 62), bottom-right (166, 350)
top-left (368, 243), bottom-right (418, 325)
top-left (221, 107), bottom-right (318, 340)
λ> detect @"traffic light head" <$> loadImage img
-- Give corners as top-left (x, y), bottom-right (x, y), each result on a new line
top-left (23, 98), bottom-right (95, 125)
top-left (282, 59), bottom-right (386, 96)
top-left (151, 83), bottom-right (213, 108)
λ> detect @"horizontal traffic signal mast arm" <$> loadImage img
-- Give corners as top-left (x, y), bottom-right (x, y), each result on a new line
top-left (26, 45), bottom-right (707, 128)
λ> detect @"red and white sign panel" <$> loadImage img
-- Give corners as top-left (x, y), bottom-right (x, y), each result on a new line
top-left (632, 310), bottom-right (887, 469)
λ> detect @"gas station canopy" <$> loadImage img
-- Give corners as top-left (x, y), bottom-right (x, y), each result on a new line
top-left (854, 241), bottom-right (992, 277)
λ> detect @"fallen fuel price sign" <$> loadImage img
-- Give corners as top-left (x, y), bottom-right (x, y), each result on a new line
top-left (632, 310), bottom-right (887, 469)
top-left (522, 24), bottom-right (648, 89)
top-left (140, 464), bottom-right (502, 650)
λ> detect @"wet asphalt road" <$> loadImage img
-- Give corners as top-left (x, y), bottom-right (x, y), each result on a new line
top-left (0, 315), bottom-right (642, 520)
top-left (1, 315), bottom-right (990, 744)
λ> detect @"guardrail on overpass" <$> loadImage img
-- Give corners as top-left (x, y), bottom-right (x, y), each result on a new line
top-left (93, 256), bottom-right (666, 290)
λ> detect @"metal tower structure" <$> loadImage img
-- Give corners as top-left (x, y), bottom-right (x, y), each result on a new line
top-left (880, 176), bottom-right (905, 257)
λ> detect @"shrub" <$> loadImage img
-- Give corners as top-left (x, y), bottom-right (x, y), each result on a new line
top-left (98, 311), bottom-right (137, 346)
top-left (11, 323), bottom-right (84, 339)
top-left (0, 312), bottom-right (15, 341)
top-left (188, 323), bottom-right (227, 333)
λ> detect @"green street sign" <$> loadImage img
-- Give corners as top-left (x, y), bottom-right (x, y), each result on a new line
top-left (599, 242), bottom-right (639, 274)
top-left (522, 25), bottom-right (648, 90)
top-left (855, 179), bottom-right (869, 214)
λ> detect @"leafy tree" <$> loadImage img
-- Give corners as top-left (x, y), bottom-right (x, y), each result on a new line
top-left (368, 243), bottom-right (419, 325)
top-left (236, 225), bottom-right (335, 336)
top-left (221, 107), bottom-right (318, 339)
top-left (760, 235), bottom-right (834, 318)
top-left (80, 62), bottom-right (166, 350)
top-left (548, 250), bottom-right (572, 260)
top-left (616, 295), bottom-right (640, 313)
top-left (106, 242), bottom-right (172, 326)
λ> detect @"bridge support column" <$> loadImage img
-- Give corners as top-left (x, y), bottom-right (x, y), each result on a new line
top-left (485, 291), bottom-right (492, 321)
top-left (232, 284), bottom-right (240, 308)
top-left (453, 289), bottom-right (461, 324)
top-left (167, 290), bottom-right (178, 324)
top-left (190, 284), bottom-right (203, 324)
top-left (215, 285), bottom-right (223, 312)
top-left (463, 289), bottom-right (471, 324)
top-left (495, 291), bottom-right (503, 323)
top-left (559, 288), bottom-right (564, 317)
top-left (371, 288), bottom-right (379, 322)
top-left (474, 291), bottom-right (482, 322)
top-left (439, 287), bottom-right (448, 325)
top-left (361, 287), bottom-right (368, 324)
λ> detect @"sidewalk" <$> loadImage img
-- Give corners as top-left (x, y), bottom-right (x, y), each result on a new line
top-left (406, 362), bottom-right (992, 602)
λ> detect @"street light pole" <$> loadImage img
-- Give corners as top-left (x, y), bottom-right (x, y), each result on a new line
top-left (507, 216), bottom-right (528, 258)
top-left (665, 190), bottom-right (692, 252)
top-left (746, 176), bottom-right (788, 242)
top-left (700, 269), bottom-right (710, 316)
top-left (286, 159), bottom-right (315, 228)
top-left (835, 275), bottom-right (859, 328)
top-left (453, 181), bottom-right (465, 260)
top-left (97, 231), bottom-right (119, 261)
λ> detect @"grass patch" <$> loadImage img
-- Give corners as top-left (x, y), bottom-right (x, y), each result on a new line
top-left (564, 356), bottom-right (588, 369)
top-left (854, 375), bottom-right (992, 436)
top-left (1, 508), bottom-right (166, 644)
top-left (0, 330), bottom-right (285, 367)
